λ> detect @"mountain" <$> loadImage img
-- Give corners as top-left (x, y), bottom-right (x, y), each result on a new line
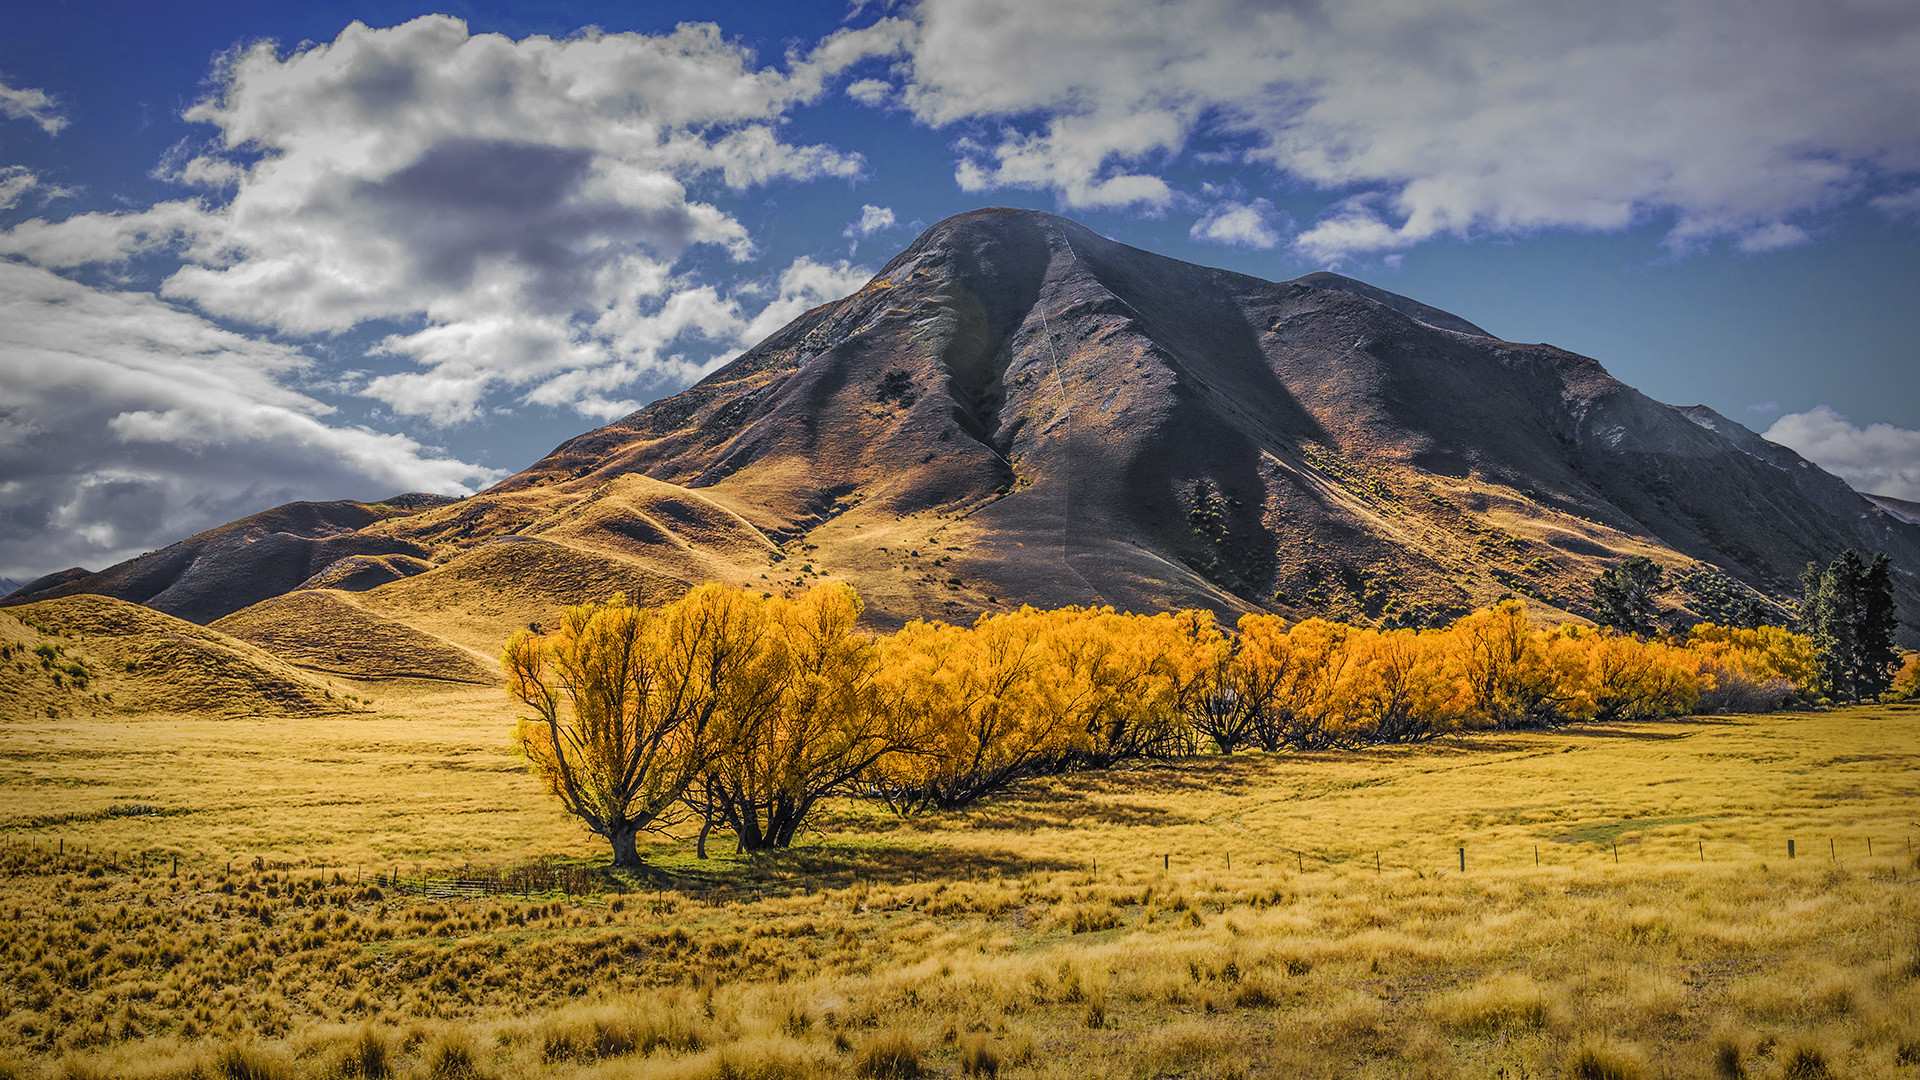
top-left (0, 579), bottom-right (21, 600)
top-left (1, 497), bottom-right (455, 624)
top-left (10, 208), bottom-right (1918, 678)
top-left (1866, 494), bottom-right (1920, 527)
top-left (4, 568), bottom-right (89, 600)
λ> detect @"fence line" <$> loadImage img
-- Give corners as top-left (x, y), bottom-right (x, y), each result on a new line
top-left (2, 832), bottom-right (1912, 907)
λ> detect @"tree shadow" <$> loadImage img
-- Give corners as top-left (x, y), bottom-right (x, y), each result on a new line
top-left (596, 839), bottom-right (1083, 898)
top-left (1562, 724), bottom-right (1706, 741)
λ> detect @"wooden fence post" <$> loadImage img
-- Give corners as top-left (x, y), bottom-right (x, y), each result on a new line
top-left (1788, 839), bottom-right (1795, 859)
top-left (1458, 847), bottom-right (1465, 872)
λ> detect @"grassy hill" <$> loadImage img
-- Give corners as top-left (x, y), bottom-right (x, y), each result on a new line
top-left (0, 595), bottom-right (360, 721)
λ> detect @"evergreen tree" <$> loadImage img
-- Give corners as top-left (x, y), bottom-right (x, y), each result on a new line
top-left (1862, 551), bottom-right (1901, 696)
top-left (1593, 556), bottom-right (1663, 636)
top-left (1799, 549), bottom-right (1900, 703)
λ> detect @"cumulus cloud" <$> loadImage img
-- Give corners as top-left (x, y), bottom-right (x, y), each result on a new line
top-left (0, 261), bottom-right (499, 581)
top-left (843, 203), bottom-right (897, 239)
top-left (0, 200), bottom-right (209, 267)
top-left (846, 78), bottom-right (893, 105)
top-left (1190, 198), bottom-right (1283, 249)
top-left (868, 0), bottom-right (1920, 259)
top-left (0, 75), bottom-right (66, 135)
top-left (734, 256), bottom-right (874, 348)
top-left (3, 16), bottom-right (879, 427)
top-left (1764, 405), bottom-right (1920, 502)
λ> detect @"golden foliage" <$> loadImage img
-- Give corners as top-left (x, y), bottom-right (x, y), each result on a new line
top-left (512, 587), bottom-right (1822, 839)
top-left (506, 586), bottom-right (776, 865)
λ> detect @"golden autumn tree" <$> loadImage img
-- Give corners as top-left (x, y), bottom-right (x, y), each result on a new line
top-left (1560, 626), bottom-right (1698, 721)
top-left (686, 583), bottom-right (918, 853)
top-left (1890, 652), bottom-right (1920, 702)
top-left (504, 586), bottom-right (772, 866)
top-left (1250, 617), bottom-right (1360, 749)
top-left (1177, 612), bottom-right (1305, 754)
top-left (1443, 599), bottom-right (1577, 728)
top-left (1683, 623), bottom-right (1816, 712)
top-left (1034, 606), bottom-right (1198, 766)
top-left (1172, 610), bottom-right (1257, 755)
top-left (1340, 626), bottom-right (1456, 742)
top-left (866, 609), bottom-right (1064, 813)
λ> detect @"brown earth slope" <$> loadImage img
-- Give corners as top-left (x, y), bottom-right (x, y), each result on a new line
top-left (16, 209), bottom-right (1919, 674)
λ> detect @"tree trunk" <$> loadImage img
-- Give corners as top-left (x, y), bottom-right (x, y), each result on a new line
top-left (768, 795), bottom-right (812, 848)
top-left (695, 815), bottom-right (712, 860)
top-left (734, 809), bottom-right (772, 851)
top-left (609, 824), bottom-right (642, 867)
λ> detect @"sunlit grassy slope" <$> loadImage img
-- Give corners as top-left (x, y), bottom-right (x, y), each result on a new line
top-left (2, 686), bottom-right (1917, 1078)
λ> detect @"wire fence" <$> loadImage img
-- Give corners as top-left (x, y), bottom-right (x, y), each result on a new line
top-left (4, 830), bottom-right (1914, 909)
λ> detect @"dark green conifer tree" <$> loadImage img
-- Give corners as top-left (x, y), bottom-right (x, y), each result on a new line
top-left (1592, 556), bottom-right (1663, 636)
top-left (1799, 549), bottom-right (1900, 703)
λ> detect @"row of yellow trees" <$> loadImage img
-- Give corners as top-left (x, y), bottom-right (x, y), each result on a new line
top-left (506, 584), bottom-right (1816, 865)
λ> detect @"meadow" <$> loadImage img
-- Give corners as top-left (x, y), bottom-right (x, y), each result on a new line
top-left (2, 679), bottom-right (1917, 1079)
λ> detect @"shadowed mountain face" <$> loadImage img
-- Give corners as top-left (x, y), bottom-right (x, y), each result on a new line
top-left (1, 499), bottom-right (450, 625)
top-left (11, 209), bottom-right (1918, 673)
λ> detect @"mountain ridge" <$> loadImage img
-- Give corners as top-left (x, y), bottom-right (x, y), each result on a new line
top-left (9, 208), bottom-right (1916, 673)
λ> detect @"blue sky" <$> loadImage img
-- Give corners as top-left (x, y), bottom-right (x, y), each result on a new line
top-left (2, 0), bottom-right (1918, 582)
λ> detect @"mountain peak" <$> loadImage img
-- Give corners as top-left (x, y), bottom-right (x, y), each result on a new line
top-left (17, 209), bottom-right (1918, 655)
top-left (1289, 271), bottom-right (1492, 337)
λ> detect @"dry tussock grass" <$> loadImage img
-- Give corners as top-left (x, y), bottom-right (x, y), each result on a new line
top-left (1, 597), bottom-right (351, 723)
top-left (3, 691), bottom-right (1919, 1077)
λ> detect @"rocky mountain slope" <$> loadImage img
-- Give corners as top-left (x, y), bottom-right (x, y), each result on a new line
top-left (9, 208), bottom-right (1916, 677)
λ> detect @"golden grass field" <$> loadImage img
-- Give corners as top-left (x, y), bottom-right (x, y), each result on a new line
top-left (2, 676), bottom-right (1917, 1079)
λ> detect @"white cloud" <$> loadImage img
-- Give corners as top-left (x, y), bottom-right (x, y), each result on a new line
top-left (2, 16), bottom-right (882, 428)
top-left (0, 166), bottom-right (37, 211)
top-left (846, 78), bottom-right (893, 105)
top-left (872, 0), bottom-right (1920, 258)
top-left (735, 256), bottom-right (873, 348)
top-left (0, 75), bottom-right (66, 135)
top-left (0, 260), bottom-right (499, 580)
top-left (1764, 405), bottom-right (1920, 502)
top-left (843, 203), bottom-right (897, 238)
top-left (1190, 198), bottom-right (1283, 249)
top-left (0, 200), bottom-right (210, 266)
top-left (1873, 186), bottom-right (1920, 219)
